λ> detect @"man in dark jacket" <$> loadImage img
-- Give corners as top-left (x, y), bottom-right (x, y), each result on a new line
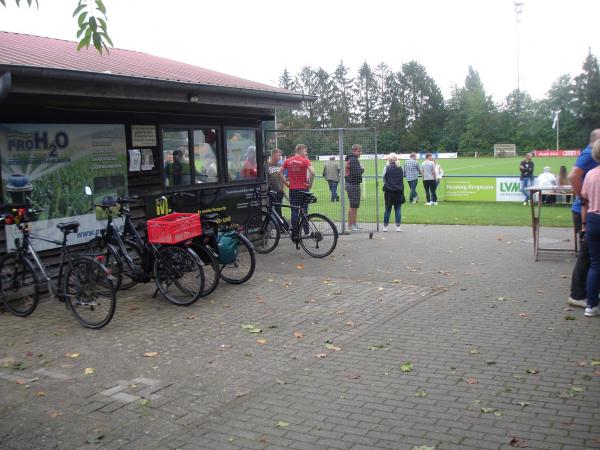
top-left (345, 144), bottom-right (364, 232)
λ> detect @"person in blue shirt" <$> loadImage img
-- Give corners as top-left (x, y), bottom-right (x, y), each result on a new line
top-left (567, 128), bottom-right (600, 308)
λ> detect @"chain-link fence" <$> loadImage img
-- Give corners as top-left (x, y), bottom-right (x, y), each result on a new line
top-left (263, 128), bottom-right (379, 235)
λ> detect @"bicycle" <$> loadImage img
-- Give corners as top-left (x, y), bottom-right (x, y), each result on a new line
top-left (85, 191), bottom-right (205, 306)
top-left (160, 192), bottom-right (256, 289)
top-left (0, 207), bottom-right (117, 329)
top-left (245, 188), bottom-right (338, 258)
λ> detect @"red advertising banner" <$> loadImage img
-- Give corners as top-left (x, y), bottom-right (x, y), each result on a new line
top-left (534, 149), bottom-right (581, 157)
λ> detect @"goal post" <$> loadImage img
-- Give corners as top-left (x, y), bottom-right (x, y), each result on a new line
top-left (493, 143), bottom-right (517, 158)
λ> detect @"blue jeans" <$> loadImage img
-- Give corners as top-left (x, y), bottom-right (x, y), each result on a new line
top-left (327, 180), bottom-right (339, 201)
top-left (585, 212), bottom-right (600, 309)
top-left (383, 204), bottom-right (402, 226)
top-left (407, 179), bottom-right (418, 202)
top-left (521, 177), bottom-right (533, 201)
top-left (289, 189), bottom-right (309, 236)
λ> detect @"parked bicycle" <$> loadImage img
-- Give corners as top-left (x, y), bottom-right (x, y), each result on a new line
top-left (85, 189), bottom-right (205, 306)
top-left (245, 188), bottom-right (338, 257)
top-left (160, 192), bottom-right (256, 292)
top-left (0, 207), bottom-right (117, 329)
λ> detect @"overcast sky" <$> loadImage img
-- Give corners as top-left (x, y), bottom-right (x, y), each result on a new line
top-left (0, 0), bottom-right (597, 103)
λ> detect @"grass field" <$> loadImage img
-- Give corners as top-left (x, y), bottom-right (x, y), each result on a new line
top-left (289, 156), bottom-right (577, 227)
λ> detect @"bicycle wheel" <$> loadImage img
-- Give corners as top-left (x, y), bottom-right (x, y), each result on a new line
top-left (190, 242), bottom-right (220, 297)
top-left (64, 256), bottom-right (116, 329)
top-left (219, 233), bottom-right (256, 284)
top-left (85, 238), bottom-right (123, 291)
top-left (245, 211), bottom-right (280, 254)
top-left (153, 246), bottom-right (204, 306)
top-left (120, 239), bottom-right (144, 290)
top-left (298, 213), bottom-right (338, 258)
top-left (0, 253), bottom-right (40, 317)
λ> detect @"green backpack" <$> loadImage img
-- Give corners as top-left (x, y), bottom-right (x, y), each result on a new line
top-left (217, 231), bottom-right (239, 265)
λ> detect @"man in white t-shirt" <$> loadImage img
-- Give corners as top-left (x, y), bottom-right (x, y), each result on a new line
top-left (421, 153), bottom-right (437, 205)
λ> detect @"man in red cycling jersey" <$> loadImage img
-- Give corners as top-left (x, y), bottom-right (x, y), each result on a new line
top-left (279, 144), bottom-right (315, 236)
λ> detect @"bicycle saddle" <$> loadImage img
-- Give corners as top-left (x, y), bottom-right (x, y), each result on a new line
top-left (57, 222), bottom-right (80, 233)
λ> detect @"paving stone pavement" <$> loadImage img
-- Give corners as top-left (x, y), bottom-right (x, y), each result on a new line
top-left (0, 224), bottom-right (599, 450)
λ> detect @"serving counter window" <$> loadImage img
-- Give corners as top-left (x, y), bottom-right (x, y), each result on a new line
top-left (162, 127), bottom-right (221, 187)
top-left (226, 129), bottom-right (258, 181)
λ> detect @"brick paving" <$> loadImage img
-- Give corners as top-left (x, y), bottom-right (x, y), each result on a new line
top-left (0, 224), bottom-right (599, 450)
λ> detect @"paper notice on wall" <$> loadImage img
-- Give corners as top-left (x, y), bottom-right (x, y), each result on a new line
top-left (129, 149), bottom-right (141, 172)
top-left (141, 148), bottom-right (154, 170)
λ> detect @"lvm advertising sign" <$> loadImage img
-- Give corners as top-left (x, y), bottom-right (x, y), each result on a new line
top-left (445, 177), bottom-right (523, 202)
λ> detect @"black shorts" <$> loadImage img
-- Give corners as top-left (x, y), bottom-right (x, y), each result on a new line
top-left (346, 183), bottom-right (361, 208)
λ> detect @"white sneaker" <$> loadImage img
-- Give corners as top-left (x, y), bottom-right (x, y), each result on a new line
top-left (351, 224), bottom-right (360, 232)
top-left (584, 306), bottom-right (600, 317)
top-left (433, 202), bottom-right (438, 205)
top-left (568, 297), bottom-right (587, 308)
top-left (425, 202), bottom-right (432, 206)
top-left (395, 226), bottom-right (402, 232)
top-left (523, 201), bottom-right (528, 206)
top-left (382, 226), bottom-right (388, 232)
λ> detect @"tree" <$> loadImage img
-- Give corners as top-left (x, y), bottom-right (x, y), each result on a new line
top-left (573, 52), bottom-right (600, 131)
top-left (1, 0), bottom-right (112, 54)
top-left (331, 60), bottom-right (354, 127)
top-left (353, 62), bottom-right (378, 127)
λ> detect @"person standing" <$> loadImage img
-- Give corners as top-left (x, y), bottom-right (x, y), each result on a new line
top-left (434, 160), bottom-right (444, 191)
top-left (535, 166), bottom-right (557, 204)
top-left (579, 138), bottom-right (600, 317)
top-left (279, 144), bottom-right (315, 237)
top-left (345, 144), bottom-right (364, 232)
top-left (568, 129), bottom-right (600, 308)
top-left (404, 152), bottom-right (421, 203)
top-left (323, 156), bottom-right (340, 201)
top-left (421, 153), bottom-right (437, 205)
top-left (519, 152), bottom-right (535, 206)
top-left (382, 153), bottom-right (405, 232)
top-left (267, 148), bottom-right (285, 217)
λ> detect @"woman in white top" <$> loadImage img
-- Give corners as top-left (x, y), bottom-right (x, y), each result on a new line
top-left (434, 161), bottom-right (444, 190)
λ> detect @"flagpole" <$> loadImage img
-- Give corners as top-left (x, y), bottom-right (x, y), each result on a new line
top-left (556, 111), bottom-right (560, 151)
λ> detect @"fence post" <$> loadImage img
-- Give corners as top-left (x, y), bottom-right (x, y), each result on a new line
top-left (374, 128), bottom-right (380, 231)
top-left (338, 128), bottom-right (346, 234)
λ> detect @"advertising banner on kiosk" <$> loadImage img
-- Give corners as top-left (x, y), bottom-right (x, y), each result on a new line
top-left (445, 177), bottom-right (496, 202)
top-left (0, 124), bottom-right (128, 250)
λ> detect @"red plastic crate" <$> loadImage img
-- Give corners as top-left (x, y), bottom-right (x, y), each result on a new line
top-left (146, 213), bottom-right (201, 244)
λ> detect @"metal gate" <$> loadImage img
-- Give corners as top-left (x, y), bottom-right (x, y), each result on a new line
top-left (263, 128), bottom-right (379, 234)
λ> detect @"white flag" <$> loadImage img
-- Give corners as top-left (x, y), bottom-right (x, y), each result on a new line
top-left (552, 110), bottom-right (560, 130)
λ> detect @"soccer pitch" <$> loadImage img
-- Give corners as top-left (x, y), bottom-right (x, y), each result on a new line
top-left (300, 156), bottom-right (577, 227)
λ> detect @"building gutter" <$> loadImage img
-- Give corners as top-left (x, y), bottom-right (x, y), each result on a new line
top-left (0, 65), bottom-right (316, 104)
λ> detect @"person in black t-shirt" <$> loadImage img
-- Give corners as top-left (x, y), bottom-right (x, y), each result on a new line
top-left (519, 152), bottom-right (534, 205)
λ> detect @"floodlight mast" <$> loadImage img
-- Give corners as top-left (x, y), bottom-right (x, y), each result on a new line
top-left (514, 1), bottom-right (524, 111)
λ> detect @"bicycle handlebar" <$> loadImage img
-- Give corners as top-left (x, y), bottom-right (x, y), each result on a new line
top-left (0, 207), bottom-right (43, 225)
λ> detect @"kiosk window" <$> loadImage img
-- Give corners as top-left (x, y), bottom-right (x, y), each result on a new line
top-left (226, 129), bottom-right (257, 181)
top-left (163, 130), bottom-right (191, 187)
top-left (193, 128), bottom-right (219, 184)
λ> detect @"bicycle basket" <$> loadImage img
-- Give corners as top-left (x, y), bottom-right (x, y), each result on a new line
top-left (147, 213), bottom-right (201, 244)
top-left (217, 231), bottom-right (239, 265)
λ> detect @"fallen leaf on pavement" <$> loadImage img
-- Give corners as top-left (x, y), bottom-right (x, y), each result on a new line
top-left (139, 399), bottom-right (150, 406)
top-left (65, 352), bottom-right (80, 358)
top-left (336, 309), bottom-right (345, 315)
top-left (256, 339), bottom-right (267, 345)
top-left (415, 390), bottom-right (428, 398)
top-left (469, 349), bottom-right (480, 355)
top-left (186, 315), bottom-right (196, 320)
top-left (591, 359), bottom-right (600, 366)
top-left (315, 353), bottom-right (327, 359)
top-left (480, 407), bottom-right (497, 413)
top-left (35, 391), bottom-right (46, 397)
top-left (412, 446), bottom-right (436, 450)
top-left (400, 362), bottom-right (413, 373)
top-left (594, 369), bottom-right (600, 377)
top-left (296, 264), bottom-right (304, 270)
top-left (83, 368), bottom-right (95, 375)
top-left (143, 352), bottom-right (159, 358)
top-left (509, 437), bottom-right (528, 448)
top-left (86, 432), bottom-right (104, 444)
top-left (346, 373), bottom-right (361, 379)
top-left (565, 316), bottom-right (576, 320)
top-left (49, 411), bottom-right (62, 418)
top-left (333, 290), bottom-right (342, 295)
top-left (346, 321), bottom-right (354, 326)
top-left (466, 378), bottom-right (478, 384)
top-left (577, 361), bottom-right (587, 367)
top-left (519, 313), bottom-right (528, 317)
top-left (220, 344), bottom-right (231, 351)
top-left (368, 344), bottom-right (390, 351)
top-left (438, 271), bottom-right (449, 275)
top-left (518, 401), bottom-right (529, 407)
top-left (525, 369), bottom-right (539, 374)
top-left (323, 343), bottom-right (341, 351)
top-left (275, 421), bottom-right (289, 428)
top-left (293, 331), bottom-right (304, 339)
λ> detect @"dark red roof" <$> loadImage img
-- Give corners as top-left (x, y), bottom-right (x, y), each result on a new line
top-left (0, 31), bottom-right (289, 94)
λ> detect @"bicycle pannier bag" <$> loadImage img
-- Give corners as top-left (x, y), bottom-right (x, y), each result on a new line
top-left (217, 231), bottom-right (239, 265)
